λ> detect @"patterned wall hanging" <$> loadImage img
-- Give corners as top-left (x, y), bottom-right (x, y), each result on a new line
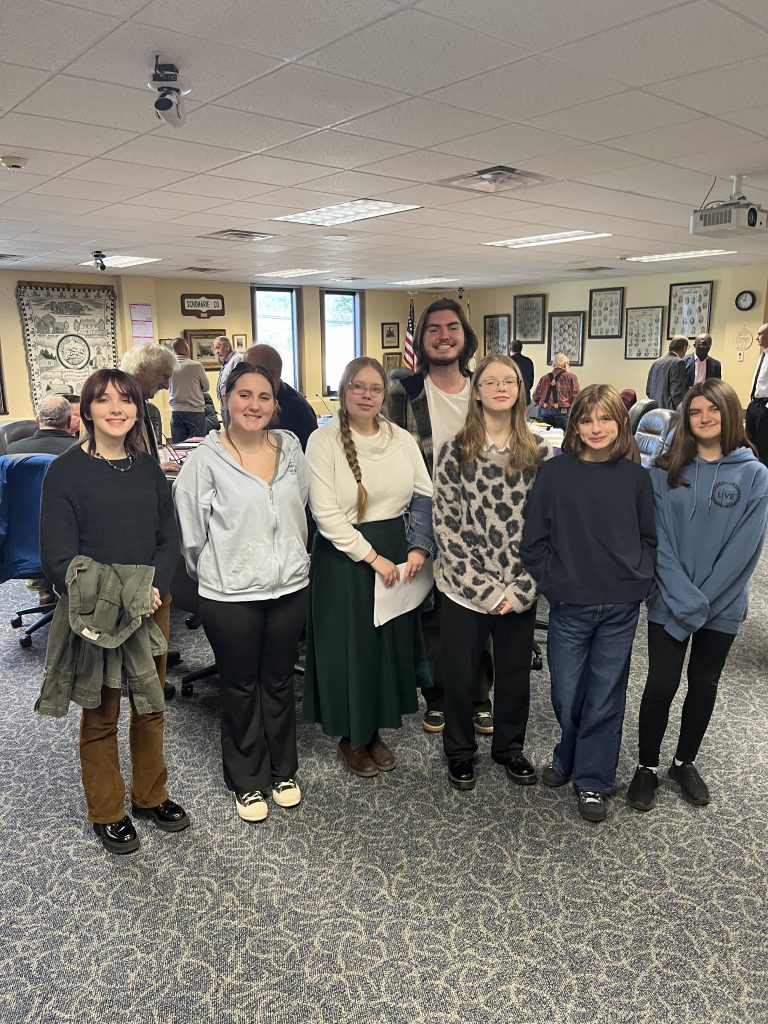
top-left (16, 282), bottom-right (118, 406)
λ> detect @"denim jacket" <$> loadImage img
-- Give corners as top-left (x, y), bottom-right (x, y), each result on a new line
top-left (403, 492), bottom-right (436, 612)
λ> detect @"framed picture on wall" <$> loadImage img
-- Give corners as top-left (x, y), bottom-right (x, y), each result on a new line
top-left (383, 352), bottom-right (402, 372)
top-left (667, 280), bottom-right (712, 338)
top-left (184, 328), bottom-right (223, 369)
top-left (513, 293), bottom-right (545, 344)
top-left (547, 311), bottom-right (584, 366)
top-left (588, 287), bottom-right (624, 339)
top-left (484, 314), bottom-right (511, 356)
top-left (232, 333), bottom-right (248, 352)
top-left (625, 306), bottom-right (663, 360)
top-left (381, 323), bottom-right (400, 349)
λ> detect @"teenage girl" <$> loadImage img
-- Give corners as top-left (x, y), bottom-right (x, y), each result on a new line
top-left (521, 384), bottom-right (657, 823)
top-left (628, 379), bottom-right (768, 811)
top-left (433, 355), bottom-right (549, 791)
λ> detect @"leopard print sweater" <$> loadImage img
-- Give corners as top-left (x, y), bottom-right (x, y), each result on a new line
top-left (433, 437), bottom-right (550, 614)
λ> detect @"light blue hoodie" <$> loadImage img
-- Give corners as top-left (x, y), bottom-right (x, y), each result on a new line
top-left (173, 429), bottom-right (310, 602)
top-left (647, 446), bottom-right (768, 640)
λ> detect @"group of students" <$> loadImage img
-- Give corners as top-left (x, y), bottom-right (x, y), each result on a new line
top-left (36, 320), bottom-right (768, 852)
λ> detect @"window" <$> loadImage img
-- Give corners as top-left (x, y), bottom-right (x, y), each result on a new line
top-left (251, 287), bottom-right (299, 388)
top-left (321, 291), bottom-right (362, 395)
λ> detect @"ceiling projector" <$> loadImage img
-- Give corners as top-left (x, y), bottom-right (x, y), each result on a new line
top-left (690, 174), bottom-right (767, 238)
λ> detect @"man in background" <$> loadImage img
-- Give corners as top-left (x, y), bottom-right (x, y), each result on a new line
top-left (684, 333), bottom-right (721, 387)
top-left (58, 393), bottom-right (81, 437)
top-left (646, 336), bottom-right (688, 409)
top-left (213, 336), bottom-right (242, 426)
top-left (746, 322), bottom-right (768, 466)
top-left (510, 340), bottom-right (535, 407)
top-left (243, 343), bottom-right (317, 451)
top-left (7, 395), bottom-right (79, 456)
top-left (169, 337), bottom-right (210, 443)
top-left (533, 353), bottom-right (579, 429)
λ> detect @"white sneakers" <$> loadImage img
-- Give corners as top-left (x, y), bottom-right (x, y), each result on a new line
top-left (235, 779), bottom-right (302, 821)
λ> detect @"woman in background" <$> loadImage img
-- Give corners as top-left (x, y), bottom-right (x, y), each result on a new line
top-left (303, 357), bottom-right (433, 777)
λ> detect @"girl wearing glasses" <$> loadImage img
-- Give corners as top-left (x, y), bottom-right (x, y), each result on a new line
top-left (303, 357), bottom-right (433, 777)
top-left (521, 385), bottom-right (656, 823)
top-left (174, 362), bottom-right (310, 823)
top-left (433, 355), bottom-right (550, 792)
top-left (627, 379), bottom-right (768, 812)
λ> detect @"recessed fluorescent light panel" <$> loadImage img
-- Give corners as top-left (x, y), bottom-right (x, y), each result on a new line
top-left (255, 269), bottom-right (321, 278)
top-left (621, 249), bottom-right (738, 263)
top-left (388, 277), bottom-right (459, 287)
top-left (79, 255), bottom-right (162, 268)
top-left (273, 200), bottom-right (420, 226)
top-left (483, 231), bottom-right (613, 249)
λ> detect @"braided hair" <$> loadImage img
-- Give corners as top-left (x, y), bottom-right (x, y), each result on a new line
top-left (337, 356), bottom-right (390, 522)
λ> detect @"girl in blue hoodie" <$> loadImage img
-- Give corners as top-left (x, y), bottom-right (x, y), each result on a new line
top-left (628, 379), bottom-right (768, 811)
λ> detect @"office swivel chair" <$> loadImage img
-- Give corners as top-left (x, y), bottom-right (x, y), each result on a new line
top-left (0, 454), bottom-right (58, 647)
top-left (634, 408), bottom-right (680, 468)
top-left (168, 556), bottom-right (218, 696)
top-left (0, 420), bottom-right (37, 454)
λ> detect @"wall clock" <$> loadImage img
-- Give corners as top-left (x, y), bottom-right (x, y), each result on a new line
top-left (735, 290), bottom-right (756, 311)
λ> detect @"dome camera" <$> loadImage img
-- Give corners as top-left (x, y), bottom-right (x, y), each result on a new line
top-left (92, 250), bottom-right (107, 272)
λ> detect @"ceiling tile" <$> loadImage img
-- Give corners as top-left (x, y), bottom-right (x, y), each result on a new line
top-left (605, 117), bottom-right (764, 161)
top-left (122, 191), bottom-right (230, 212)
top-left (166, 106), bottom-right (316, 152)
top-left (162, 177), bottom-right (280, 201)
top-left (17, 76), bottom-right (160, 133)
top-left (135, 0), bottom-right (398, 60)
top-left (64, 22), bottom-right (282, 102)
top-left (88, 203), bottom-right (183, 222)
top-left (0, 150), bottom-right (87, 176)
top-left (647, 57), bottom-right (768, 115)
top-left (341, 98), bottom-right (505, 148)
top-left (261, 130), bottom-right (409, 170)
top-left (30, 179), bottom-right (148, 202)
top-left (357, 150), bottom-right (482, 184)
top-left (212, 154), bottom-right (335, 186)
top-left (716, 0), bottom-right (768, 30)
top-left (526, 92), bottom-right (700, 143)
top-left (299, 170), bottom-right (420, 196)
top-left (303, 9), bottom-right (529, 93)
top-left (48, 0), bottom-right (147, 12)
top-left (0, 62), bottom-right (51, 116)
top-left (0, 0), bottom-right (118, 72)
top-left (717, 105), bottom-right (768, 136)
top-left (577, 165), bottom-right (726, 205)
top-left (218, 65), bottom-right (408, 128)
top-left (64, 159), bottom-right (188, 187)
top-left (549, 2), bottom-right (768, 87)
top-left (0, 112), bottom-right (136, 156)
top-left (524, 145), bottom-right (652, 180)
top-left (255, 187), bottom-right (355, 208)
top-left (2, 193), bottom-right (109, 215)
top-left (104, 136), bottom-right (250, 172)
top-left (427, 56), bottom-right (622, 120)
top-left (414, 0), bottom-right (685, 50)
top-left (686, 139), bottom-right (768, 177)
top-left (431, 123), bottom-right (575, 164)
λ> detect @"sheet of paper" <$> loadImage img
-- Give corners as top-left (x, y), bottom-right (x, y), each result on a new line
top-left (373, 560), bottom-right (434, 627)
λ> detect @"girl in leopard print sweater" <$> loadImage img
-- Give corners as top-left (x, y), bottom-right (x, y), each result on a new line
top-left (433, 354), bottom-right (551, 791)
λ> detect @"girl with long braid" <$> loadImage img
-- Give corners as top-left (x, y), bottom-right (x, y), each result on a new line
top-left (303, 357), bottom-right (433, 776)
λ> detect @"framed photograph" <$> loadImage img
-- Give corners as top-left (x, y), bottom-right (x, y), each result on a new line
top-left (232, 333), bottom-right (248, 352)
top-left (547, 311), bottom-right (584, 366)
top-left (484, 314), bottom-right (511, 356)
top-left (588, 287), bottom-right (624, 339)
top-left (667, 281), bottom-right (712, 338)
top-left (513, 293), bottom-right (545, 344)
top-left (625, 306), bottom-right (664, 360)
top-left (184, 327), bottom-right (223, 369)
top-left (381, 322), bottom-right (400, 349)
top-left (384, 352), bottom-right (402, 372)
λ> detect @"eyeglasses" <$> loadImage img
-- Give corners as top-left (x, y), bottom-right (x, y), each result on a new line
top-left (477, 378), bottom-right (519, 390)
top-left (349, 382), bottom-right (385, 396)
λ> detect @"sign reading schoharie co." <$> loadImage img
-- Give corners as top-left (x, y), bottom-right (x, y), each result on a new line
top-left (180, 294), bottom-right (226, 318)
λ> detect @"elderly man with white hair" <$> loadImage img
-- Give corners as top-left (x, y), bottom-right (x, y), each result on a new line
top-left (213, 336), bottom-right (242, 426)
top-left (7, 394), bottom-right (79, 456)
top-left (120, 343), bottom-right (176, 463)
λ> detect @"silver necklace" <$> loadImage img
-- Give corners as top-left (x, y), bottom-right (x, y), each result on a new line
top-left (94, 451), bottom-right (133, 472)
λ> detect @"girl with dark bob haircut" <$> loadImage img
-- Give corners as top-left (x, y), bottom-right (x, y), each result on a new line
top-left (79, 368), bottom-right (147, 460)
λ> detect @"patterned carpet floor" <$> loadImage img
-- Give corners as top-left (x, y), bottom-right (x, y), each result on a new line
top-left (0, 557), bottom-right (766, 1024)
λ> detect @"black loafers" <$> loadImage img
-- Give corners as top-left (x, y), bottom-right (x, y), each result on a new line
top-left (132, 798), bottom-right (190, 832)
top-left (448, 758), bottom-right (476, 791)
top-left (492, 752), bottom-right (538, 786)
top-left (93, 816), bottom-right (140, 855)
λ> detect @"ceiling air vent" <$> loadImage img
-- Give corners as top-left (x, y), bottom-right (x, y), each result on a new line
top-left (200, 229), bottom-right (273, 242)
top-left (182, 266), bottom-right (224, 273)
top-left (436, 165), bottom-right (550, 194)
top-left (565, 266), bottom-right (613, 274)
top-left (0, 253), bottom-right (22, 261)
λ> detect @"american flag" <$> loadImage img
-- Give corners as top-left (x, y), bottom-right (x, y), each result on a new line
top-left (403, 297), bottom-right (415, 369)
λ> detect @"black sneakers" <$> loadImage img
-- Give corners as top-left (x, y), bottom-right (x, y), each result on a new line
top-left (575, 788), bottom-right (607, 823)
top-left (448, 759), bottom-right (476, 791)
top-left (668, 761), bottom-right (710, 806)
top-left (626, 766), bottom-right (659, 811)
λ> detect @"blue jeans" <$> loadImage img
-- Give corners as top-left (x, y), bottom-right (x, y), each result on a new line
top-left (171, 410), bottom-right (207, 444)
top-left (537, 408), bottom-right (568, 430)
top-left (547, 601), bottom-right (641, 793)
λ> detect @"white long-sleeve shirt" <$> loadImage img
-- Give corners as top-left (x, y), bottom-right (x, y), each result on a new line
top-left (306, 414), bottom-right (433, 562)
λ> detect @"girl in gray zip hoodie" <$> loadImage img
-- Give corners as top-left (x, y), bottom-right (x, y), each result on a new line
top-left (173, 362), bottom-right (310, 823)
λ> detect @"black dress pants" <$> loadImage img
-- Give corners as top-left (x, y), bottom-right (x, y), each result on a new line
top-left (200, 589), bottom-right (308, 794)
top-left (745, 398), bottom-right (768, 466)
top-left (439, 598), bottom-right (536, 760)
top-left (638, 622), bottom-right (735, 767)
top-left (420, 589), bottom-right (493, 714)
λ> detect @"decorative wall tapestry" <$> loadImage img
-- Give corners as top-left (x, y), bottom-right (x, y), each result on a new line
top-left (16, 282), bottom-right (118, 405)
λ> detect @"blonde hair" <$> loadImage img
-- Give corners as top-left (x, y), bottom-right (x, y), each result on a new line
top-left (456, 355), bottom-right (540, 475)
top-left (337, 357), bottom-right (390, 522)
top-left (562, 384), bottom-right (634, 461)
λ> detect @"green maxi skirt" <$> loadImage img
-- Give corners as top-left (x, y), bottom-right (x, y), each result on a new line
top-left (303, 517), bottom-right (431, 748)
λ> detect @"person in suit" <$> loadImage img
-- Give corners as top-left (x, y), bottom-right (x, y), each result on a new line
top-left (746, 322), bottom-right (768, 466)
top-left (6, 395), bottom-right (79, 456)
top-left (510, 340), bottom-right (535, 407)
top-left (646, 336), bottom-right (689, 410)
top-left (684, 334), bottom-right (721, 388)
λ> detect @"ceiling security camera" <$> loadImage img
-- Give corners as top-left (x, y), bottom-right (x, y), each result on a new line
top-left (457, 287), bottom-right (465, 299)
top-left (92, 250), bottom-right (107, 272)
top-left (148, 55), bottom-right (190, 129)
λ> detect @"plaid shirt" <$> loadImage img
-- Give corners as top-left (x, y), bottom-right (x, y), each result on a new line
top-left (387, 372), bottom-right (435, 475)
top-left (532, 368), bottom-right (580, 411)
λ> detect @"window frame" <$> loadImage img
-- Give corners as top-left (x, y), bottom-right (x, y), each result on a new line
top-left (320, 289), bottom-right (364, 397)
top-left (250, 285), bottom-right (302, 390)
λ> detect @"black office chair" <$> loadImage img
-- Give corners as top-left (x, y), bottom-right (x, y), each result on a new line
top-left (168, 556), bottom-right (218, 697)
top-left (628, 398), bottom-right (658, 435)
top-left (635, 408), bottom-right (679, 468)
top-left (0, 420), bottom-right (37, 455)
top-left (0, 454), bottom-right (58, 647)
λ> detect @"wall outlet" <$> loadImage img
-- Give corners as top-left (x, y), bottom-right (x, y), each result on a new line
top-left (738, 351), bottom-right (744, 362)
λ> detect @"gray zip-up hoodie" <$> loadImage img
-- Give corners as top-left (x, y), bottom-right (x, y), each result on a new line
top-left (173, 429), bottom-right (310, 602)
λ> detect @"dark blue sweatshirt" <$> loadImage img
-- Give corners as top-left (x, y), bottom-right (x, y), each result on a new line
top-left (520, 452), bottom-right (657, 605)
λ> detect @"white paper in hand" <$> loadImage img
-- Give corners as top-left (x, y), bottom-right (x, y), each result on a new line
top-left (373, 560), bottom-right (434, 627)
